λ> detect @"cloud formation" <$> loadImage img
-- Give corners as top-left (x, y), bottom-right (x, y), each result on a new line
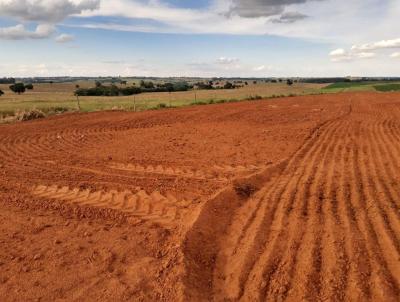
top-left (0, 0), bottom-right (99, 40)
top-left (0, 0), bottom-right (100, 23)
top-left (329, 48), bottom-right (376, 62)
top-left (0, 24), bottom-right (55, 40)
top-left (228, 0), bottom-right (320, 18)
top-left (55, 33), bottom-right (74, 43)
top-left (272, 12), bottom-right (308, 23)
top-left (351, 38), bottom-right (400, 51)
top-left (216, 57), bottom-right (240, 65)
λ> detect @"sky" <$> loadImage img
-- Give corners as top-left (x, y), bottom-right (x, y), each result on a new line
top-left (0, 0), bottom-right (399, 77)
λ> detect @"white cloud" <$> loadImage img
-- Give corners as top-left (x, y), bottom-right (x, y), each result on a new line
top-left (0, 0), bottom-right (99, 40)
top-left (0, 0), bottom-right (100, 23)
top-left (227, 0), bottom-right (323, 18)
top-left (329, 48), bottom-right (376, 62)
top-left (351, 38), bottom-right (400, 51)
top-left (0, 24), bottom-right (55, 40)
top-left (253, 65), bottom-right (266, 71)
top-left (271, 12), bottom-right (308, 23)
top-left (216, 57), bottom-right (240, 65)
top-left (390, 52), bottom-right (400, 58)
top-left (55, 33), bottom-right (74, 43)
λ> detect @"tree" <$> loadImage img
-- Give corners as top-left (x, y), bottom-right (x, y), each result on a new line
top-left (95, 81), bottom-right (102, 88)
top-left (224, 82), bottom-right (234, 89)
top-left (0, 89), bottom-right (4, 96)
top-left (25, 83), bottom-right (34, 90)
top-left (9, 83), bottom-right (26, 94)
top-left (287, 79), bottom-right (294, 86)
top-left (140, 80), bottom-right (154, 89)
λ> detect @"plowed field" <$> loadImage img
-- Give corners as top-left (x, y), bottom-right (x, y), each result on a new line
top-left (0, 92), bottom-right (399, 301)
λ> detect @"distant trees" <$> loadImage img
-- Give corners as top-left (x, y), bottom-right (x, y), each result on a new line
top-left (224, 82), bottom-right (235, 89)
top-left (287, 79), bottom-right (294, 86)
top-left (140, 80), bottom-right (154, 89)
top-left (9, 83), bottom-right (26, 94)
top-left (75, 81), bottom-right (192, 97)
top-left (195, 82), bottom-right (213, 90)
top-left (25, 83), bottom-right (34, 90)
top-left (0, 78), bottom-right (15, 84)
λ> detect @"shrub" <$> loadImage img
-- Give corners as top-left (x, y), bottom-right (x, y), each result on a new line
top-left (246, 95), bottom-right (263, 100)
top-left (224, 82), bottom-right (235, 89)
top-left (25, 83), bottom-right (34, 90)
top-left (157, 103), bottom-right (167, 109)
top-left (0, 89), bottom-right (4, 96)
top-left (16, 109), bottom-right (46, 121)
top-left (10, 83), bottom-right (26, 94)
top-left (191, 101), bottom-right (208, 106)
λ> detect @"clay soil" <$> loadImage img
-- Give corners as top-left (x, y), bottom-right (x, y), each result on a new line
top-left (0, 92), bottom-right (399, 301)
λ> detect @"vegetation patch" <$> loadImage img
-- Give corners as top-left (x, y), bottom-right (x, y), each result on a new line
top-left (374, 83), bottom-right (400, 92)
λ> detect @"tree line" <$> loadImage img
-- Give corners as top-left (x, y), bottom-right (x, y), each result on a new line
top-left (75, 81), bottom-right (192, 96)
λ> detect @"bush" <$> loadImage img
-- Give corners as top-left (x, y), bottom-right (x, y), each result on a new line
top-left (25, 83), bottom-right (34, 90)
top-left (246, 95), bottom-right (262, 100)
top-left (0, 89), bottom-right (4, 96)
top-left (191, 101), bottom-right (208, 106)
top-left (10, 83), bottom-right (26, 94)
top-left (42, 106), bottom-right (70, 115)
top-left (224, 82), bottom-right (235, 89)
top-left (16, 109), bottom-right (45, 121)
top-left (156, 103), bottom-right (167, 109)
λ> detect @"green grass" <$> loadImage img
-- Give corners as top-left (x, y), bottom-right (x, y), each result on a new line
top-left (374, 83), bottom-right (400, 92)
top-left (324, 81), bottom-right (375, 89)
top-left (322, 81), bottom-right (400, 93)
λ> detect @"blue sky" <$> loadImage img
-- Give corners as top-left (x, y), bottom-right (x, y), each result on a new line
top-left (0, 0), bottom-right (399, 77)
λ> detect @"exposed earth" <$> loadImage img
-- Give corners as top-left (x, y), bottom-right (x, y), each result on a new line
top-left (0, 92), bottom-right (399, 301)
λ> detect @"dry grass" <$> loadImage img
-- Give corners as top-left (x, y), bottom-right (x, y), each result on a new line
top-left (0, 82), bottom-right (326, 119)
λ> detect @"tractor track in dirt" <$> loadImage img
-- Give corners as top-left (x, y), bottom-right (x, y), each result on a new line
top-left (183, 96), bottom-right (400, 301)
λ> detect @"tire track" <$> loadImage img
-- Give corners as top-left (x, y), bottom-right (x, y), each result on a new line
top-left (187, 98), bottom-right (400, 301)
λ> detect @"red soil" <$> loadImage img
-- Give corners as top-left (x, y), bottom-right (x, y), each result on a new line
top-left (0, 92), bottom-right (399, 301)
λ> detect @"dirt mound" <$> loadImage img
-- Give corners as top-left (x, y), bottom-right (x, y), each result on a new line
top-left (0, 92), bottom-right (399, 301)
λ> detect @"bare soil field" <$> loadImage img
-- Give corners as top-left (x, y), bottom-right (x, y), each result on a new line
top-left (0, 92), bottom-right (399, 301)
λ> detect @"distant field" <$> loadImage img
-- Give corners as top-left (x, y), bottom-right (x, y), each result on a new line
top-left (374, 83), bottom-right (400, 92)
top-left (323, 81), bottom-right (400, 92)
top-left (0, 82), bottom-right (326, 119)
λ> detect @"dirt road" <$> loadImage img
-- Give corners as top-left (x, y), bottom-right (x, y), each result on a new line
top-left (0, 92), bottom-right (399, 301)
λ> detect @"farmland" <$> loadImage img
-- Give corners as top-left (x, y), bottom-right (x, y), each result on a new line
top-left (322, 81), bottom-right (400, 92)
top-left (0, 91), bottom-right (399, 301)
top-left (0, 81), bottom-right (325, 120)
